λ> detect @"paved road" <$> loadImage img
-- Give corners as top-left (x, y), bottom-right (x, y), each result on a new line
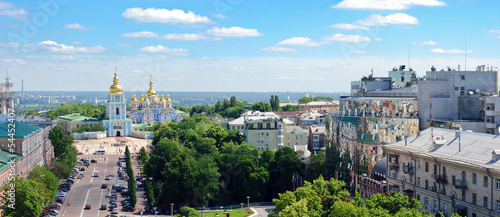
top-left (250, 204), bottom-right (275, 217)
top-left (58, 154), bottom-right (134, 217)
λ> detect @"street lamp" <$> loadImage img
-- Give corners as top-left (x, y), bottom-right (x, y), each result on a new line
top-left (220, 206), bottom-right (223, 217)
top-left (241, 203), bottom-right (244, 217)
top-left (49, 152), bottom-right (65, 169)
top-left (171, 203), bottom-right (174, 217)
top-left (247, 196), bottom-right (250, 209)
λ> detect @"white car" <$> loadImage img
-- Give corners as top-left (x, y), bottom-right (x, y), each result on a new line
top-left (111, 208), bottom-right (119, 214)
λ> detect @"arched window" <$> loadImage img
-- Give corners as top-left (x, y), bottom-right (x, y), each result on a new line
top-left (116, 107), bottom-right (119, 115)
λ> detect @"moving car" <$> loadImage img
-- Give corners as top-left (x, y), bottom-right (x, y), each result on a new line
top-left (100, 204), bottom-right (107, 210)
top-left (101, 184), bottom-right (108, 189)
top-left (122, 205), bottom-right (135, 212)
top-left (84, 204), bottom-right (91, 210)
top-left (93, 171), bottom-right (99, 177)
top-left (111, 208), bottom-right (119, 214)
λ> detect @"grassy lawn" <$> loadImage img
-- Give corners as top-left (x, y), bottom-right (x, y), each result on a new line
top-left (202, 208), bottom-right (253, 217)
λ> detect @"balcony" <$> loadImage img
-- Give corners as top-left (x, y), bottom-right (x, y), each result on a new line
top-left (486, 122), bottom-right (497, 129)
top-left (453, 180), bottom-right (467, 189)
top-left (485, 110), bottom-right (497, 117)
top-left (389, 163), bottom-right (400, 171)
top-left (434, 174), bottom-right (448, 184)
top-left (402, 164), bottom-right (414, 174)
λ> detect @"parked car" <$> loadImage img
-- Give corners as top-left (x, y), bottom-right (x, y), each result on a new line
top-left (78, 174), bottom-right (84, 179)
top-left (80, 167), bottom-right (85, 171)
top-left (122, 205), bottom-right (135, 212)
top-left (111, 208), bottom-right (119, 214)
top-left (90, 159), bottom-right (97, 163)
top-left (105, 176), bottom-right (110, 180)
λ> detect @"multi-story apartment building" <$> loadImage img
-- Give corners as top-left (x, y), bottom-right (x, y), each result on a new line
top-left (298, 101), bottom-right (339, 113)
top-left (244, 117), bottom-right (285, 151)
top-left (418, 65), bottom-right (498, 131)
top-left (0, 121), bottom-right (54, 177)
top-left (485, 96), bottom-right (500, 135)
top-left (385, 127), bottom-right (500, 217)
top-left (309, 126), bottom-right (326, 153)
top-left (298, 111), bottom-right (326, 130)
top-left (285, 126), bottom-right (308, 149)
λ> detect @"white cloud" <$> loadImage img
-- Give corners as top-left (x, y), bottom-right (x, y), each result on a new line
top-left (355, 13), bottom-right (418, 26)
top-left (122, 7), bottom-right (211, 24)
top-left (231, 66), bottom-right (245, 71)
top-left (330, 23), bottom-right (369, 30)
top-left (36, 41), bottom-right (105, 53)
top-left (332, 0), bottom-right (446, 10)
top-left (207, 26), bottom-right (262, 37)
top-left (412, 40), bottom-right (438, 45)
top-left (132, 69), bottom-right (143, 74)
top-left (488, 30), bottom-right (500, 34)
top-left (497, 36), bottom-right (500, 39)
top-left (0, 1), bottom-right (26, 18)
top-left (214, 14), bottom-right (229, 19)
top-left (116, 44), bottom-right (134, 47)
top-left (64, 23), bottom-right (94, 31)
top-left (374, 37), bottom-right (382, 41)
top-left (159, 33), bottom-right (207, 40)
top-left (201, 57), bottom-right (211, 60)
top-left (322, 33), bottom-right (372, 43)
top-left (121, 31), bottom-right (159, 38)
top-left (430, 48), bottom-right (472, 54)
top-left (139, 45), bottom-right (189, 56)
top-left (62, 56), bottom-right (74, 61)
top-left (350, 50), bottom-right (366, 54)
top-left (278, 37), bottom-right (321, 47)
top-left (261, 46), bottom-right (298, 52)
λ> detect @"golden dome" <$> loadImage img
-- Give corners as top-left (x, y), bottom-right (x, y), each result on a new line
top-left (159, 95), bottom-right (166, 103)
top-left (166, 94), bottom-right (172, 103)
top-left (144, 96), bottom-right (150, 103)
top-left (109, 72), bottom-right (123, 93)
top-left (146, 80), bottom-right (156, 96)
top-left (131, 95), bottom-right (138, 103)
top-left (139, 95), bottom-right (144, 102)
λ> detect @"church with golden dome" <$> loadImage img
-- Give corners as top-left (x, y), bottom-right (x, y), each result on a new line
top-left (127, 78), bottom-right (184, 124)
top-left (102, 71), bottom-right (133, 137)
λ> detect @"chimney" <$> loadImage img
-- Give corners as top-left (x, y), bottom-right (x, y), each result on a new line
top-left (456, 130), bottom-right (461, 152)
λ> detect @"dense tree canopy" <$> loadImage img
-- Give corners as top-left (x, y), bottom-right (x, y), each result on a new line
top-left (1, 177), bottom-right (45, 217)
top-left (71, 124), bottom-right (106, 133)
top-left (298, 96), bottom-right (334, 104)
top-left (45, 103), bottom-right (106, 119)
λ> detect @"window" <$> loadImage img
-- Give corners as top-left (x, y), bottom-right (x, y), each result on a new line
top-left (460, 75), bottom-right (465, 80)
top-left (497, 200), bottom-right (500, 211)
top-left (433, 200), bottom-right (437, 211)
top-left (425, 162), bottom-right (429, 172)
top-left (484, 176), bottom-right (488, 187)
top-left (472, 193), bottom-right (477, 205)
top-left (430, 103), bottom-right (432, 109)
top-left (417, 160), bottom-right (421, 170)
top-left (417, 177), bottom-right (421, 187)
top-left (417, 194), bottom-right (420, 201)
top-left (484, 196), bottom-right (488, 208)
top-left (496, 179), bottom-right (500, 190)
top-left (462, 171), bottom-right (466, 181)
top-left (452, 175), bottom-right (456, 185)
top-left (266, 123), bottom-right (270, 128)
top-left (454, 87), bottom-right (459, 91)
top-left (425, 180), bottom-right (429, 190)
top-left (472, 173), bottom-right (477, 184)
top-left (425, 197), bottom-right (429, 208)
top-left (460, 87), bottom-right (465, 91)
top-left (462, 189), bottom-right (466, 201)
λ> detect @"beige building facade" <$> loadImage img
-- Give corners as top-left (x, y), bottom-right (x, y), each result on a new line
top-left (385, 128), bottom-right (500, 217)
top-left (244, 118), bottom-right (284, 151)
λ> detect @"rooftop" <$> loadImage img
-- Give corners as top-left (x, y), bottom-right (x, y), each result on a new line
top-left (300, 101), bottom-right (339, 106)
top-left (0, 150), bottom-right (22, 173)
top-left (286, 126), bottom-right (308, 134)
top-left (58, 113), bottom-right (99, 122)
top-left (310, 126), bottom-right (326, 134)
top-left (385, 128), bottom-right (500, 171)
top-left (0, 121), bottom-right (42, 139)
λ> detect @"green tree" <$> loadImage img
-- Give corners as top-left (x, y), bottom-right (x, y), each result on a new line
top-left (250, 102), bottom-right (272, 112)
top-left (1, 177), bottom-right (45, 217)
top-left (22, 110), bottom-right (41, 116)
top-left (306, 152), bottom-right (325, 182)
top-left (222, 107), bottom-right (246, 118)
top-left (230, 96), bottom-right (237, 108)
top-left (274, 95), bottom-right (280, 111)
top-left (27, 166), bottom-right (59, 205)
top-left (269, 147), bottom-right (304, 197)
top-left (270, 95), bottom-right (276, 111)
top-left (48, 126), bottom-right (73, 157)
top-left (180, 206), bottom-right (200, 217)
top-left (139, 147), bottom-right (149, 165)
top-left (282, 105), bottom-right (298, 111)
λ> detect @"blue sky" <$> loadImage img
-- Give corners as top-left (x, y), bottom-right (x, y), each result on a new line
top-left (0, 0), bottom-right (499, 92)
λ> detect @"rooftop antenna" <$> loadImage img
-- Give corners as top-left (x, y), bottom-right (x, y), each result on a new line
top-left (465, 37), bottom-right (467, 71)
top-left (408, 43), bottom-right (411, 69)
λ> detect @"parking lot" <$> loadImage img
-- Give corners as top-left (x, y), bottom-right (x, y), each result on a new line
top-left (57, 154), bottom-right (138, 217)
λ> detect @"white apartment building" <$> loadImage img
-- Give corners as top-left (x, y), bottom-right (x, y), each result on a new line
top-left (385, 128), bottom-right (500, 217)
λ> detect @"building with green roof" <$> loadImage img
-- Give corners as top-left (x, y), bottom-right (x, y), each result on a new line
top-left (57, 113), bottom-right (101, 134)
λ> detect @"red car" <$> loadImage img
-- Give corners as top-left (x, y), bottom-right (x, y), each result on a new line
top-left (84, 204), bottom-right (91, 210)
top-left (101, 184), bottom-right (108, 189)
top-left (77, 152), bottom-right (84, 155)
